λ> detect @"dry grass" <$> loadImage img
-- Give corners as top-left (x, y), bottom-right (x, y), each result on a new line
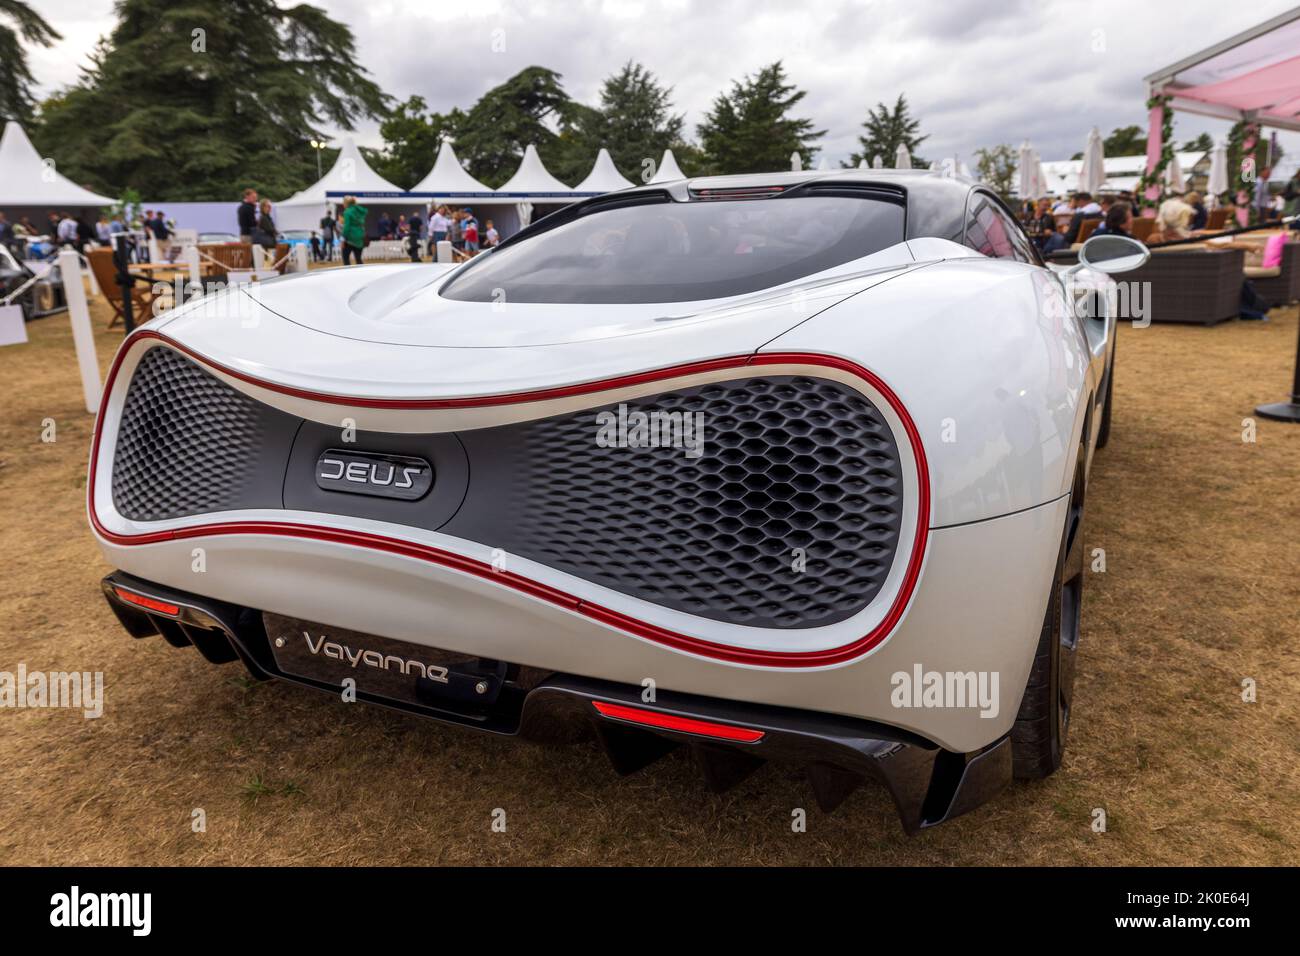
top-left (1, 283), bottom-right (1298, 865)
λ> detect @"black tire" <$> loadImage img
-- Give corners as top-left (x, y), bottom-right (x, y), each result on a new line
top-left (1012, 456), bottom-right (1085, 779)
top-left (1096, 338), bottom-right (1115, 449)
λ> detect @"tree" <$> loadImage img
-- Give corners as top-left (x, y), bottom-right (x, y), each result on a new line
top-left (0, 0), bottom-right (61, 124)
top-left (450, 66), bottom-right (580, 187)
top-left (974, 144), bottom-right (1018, 201)
top-left (847, 94), bottom-right (927, 169)
top-left (581, 62), bottom-right (686, 182)
top-left (34, 0), bottom-right (388, 201)
top-left (1181, 132), bottom-right (1213, 153)
top-left (372, 96), bottom-right (466, 188)
top-left (697, 62), bottom-right (823, 174)
top-left (1102, 125), bottom-right (1146, 157)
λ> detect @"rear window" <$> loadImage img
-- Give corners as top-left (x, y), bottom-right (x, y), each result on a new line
top-left (439, 194), bottom-right (906, 304)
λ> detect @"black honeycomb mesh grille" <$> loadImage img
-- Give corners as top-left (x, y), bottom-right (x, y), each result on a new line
top-left (107, 349), bottom-right (907, 630)
top-left (449, 376), bottom-right (906, 629)
top-left (111, 346), bottom-right (272, 520)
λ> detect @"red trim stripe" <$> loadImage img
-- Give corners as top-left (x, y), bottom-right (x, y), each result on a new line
top-left (592, 700), bottom-right (765, 742)
top-left (87, 332), bottom-right (930, 667)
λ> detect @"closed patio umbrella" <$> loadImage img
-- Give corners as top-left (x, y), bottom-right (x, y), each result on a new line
top-left (1206, 138), bottom-right (1229, 204)
top-left (1078, 126), bottom-right (1106, 194)
top-left (1165, 152), bottom-right (1186, 192)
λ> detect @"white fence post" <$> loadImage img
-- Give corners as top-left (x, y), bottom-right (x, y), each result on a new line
top-left (59, 248), bottom-right (101, 414)
top-left (184, 244), bottom-right (201, 290)
top-left (251, 244), bottom-right (267, 271)
top-left (436, 240), bottom-right (453, 263)
top-left (293, 244), bottom-right (309, 273)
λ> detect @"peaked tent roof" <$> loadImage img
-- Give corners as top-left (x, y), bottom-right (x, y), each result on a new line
top-left (649, 149), bottom-right (686, 183)
top-left (410, 140), bottom-right (494, 196)
top-left (280, 137), bottom-right (403, 206)
top-left (575, 148), bottom-right (636, 193)
top-left (0, 121), bottom-right (116, 206)
top-left (498, 144), bottom-right (572, 196)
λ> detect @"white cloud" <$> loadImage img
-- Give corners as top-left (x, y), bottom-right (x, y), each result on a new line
top-left (24, 0), bottom-right (1300, 170)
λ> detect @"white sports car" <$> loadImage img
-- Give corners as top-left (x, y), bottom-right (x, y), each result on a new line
top-left (89, 170), bottom-right (1147, 831)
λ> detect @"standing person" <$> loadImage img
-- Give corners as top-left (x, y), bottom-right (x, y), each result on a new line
top-left (428, 204), bottom-right (450, 256)
top-left (149, 210), bottom-right (173, 260)
top-left (377, 211), bottom-right (393, 239)
top-left (310, 231), bottom-right (321, 261)
top-left (1282, 170), bottom-right (1300, 219)
top-left (0, 212), bottom-right (12, 249)
top-left (57, 211), bottom-right (79, 248)
top-left (449, 210), bottom-right (463, 251)
top-left (237, 188), bottom-right (258, 242)
top-left (252, 199), bottom-right (277, 251)
top-left (75, 214), bottom-right (95, 253)
top-left (407, 209), bottom-right (423, 262)
top-left (484, 219), bottom-right (499, 247)
top-left (95, 215), bottom-right (111, 245)
top-left (319, 207), bottom-right (336, 261)
top-left (463, 215), bottom-right (479, 253)
top-left (341, 195), bottom-right (367, 266)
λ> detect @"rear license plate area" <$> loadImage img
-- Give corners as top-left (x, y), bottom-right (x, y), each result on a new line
top-left (263, 613), bottom-right (509, 711)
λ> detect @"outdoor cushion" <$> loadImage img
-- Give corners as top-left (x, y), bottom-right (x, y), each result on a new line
top-left (1262, 233), bottom-right (1286, 268)
top-left (1244, 265), bottom-right (1281, 278)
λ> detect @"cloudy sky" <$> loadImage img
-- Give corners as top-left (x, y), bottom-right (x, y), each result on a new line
top-left (24, 0), bottom-right (1300, 170)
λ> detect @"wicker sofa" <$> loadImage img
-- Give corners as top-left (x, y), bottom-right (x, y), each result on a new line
top-left (1125, 247), bottom-right (1246, 325)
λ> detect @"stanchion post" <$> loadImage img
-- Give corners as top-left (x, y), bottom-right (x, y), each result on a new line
top-left (58, 248), bottom-right (101, 415)
top-left (1255, 315), bottom-right (1300, 423)
top-left (112, 233), bottom-right (135, 335)
top-left (184, 244), bottom-right (201, 292)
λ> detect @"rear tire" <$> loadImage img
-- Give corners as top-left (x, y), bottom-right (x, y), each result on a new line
top-left (1012, 456), bottom-right (1085, 779)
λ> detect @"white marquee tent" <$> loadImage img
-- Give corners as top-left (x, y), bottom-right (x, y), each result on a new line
top-left (277, 137), bottom-right (404, 231)
top-left (0, 121), bottom-right (116, 209)
top-left (649, 149), bottom-right (686, 183)
top-left (575, 148), bottom-right (635, 193)
top-left (408, 140), bottom-right (496, 199)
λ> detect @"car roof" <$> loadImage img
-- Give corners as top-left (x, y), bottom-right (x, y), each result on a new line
top-left (509, 167), bottom-right (990, 247)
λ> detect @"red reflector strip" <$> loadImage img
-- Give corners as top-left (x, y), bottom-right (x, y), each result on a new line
top-left (113, 587), bottom-right (180, 617)
top-left (592, 701), bottom-right (764, 742)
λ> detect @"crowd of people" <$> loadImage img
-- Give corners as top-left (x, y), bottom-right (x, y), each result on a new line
top-left (0, 208), bottom-right (174, 261)
top-left (1016, 170), bottom-right (1300, 323)
top-left (301, 198), bottom-right (500, 266)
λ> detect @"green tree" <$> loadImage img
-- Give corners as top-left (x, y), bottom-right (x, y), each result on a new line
top-left (0, 0), bottom-right (61, 124)
top-left (974, 144), bottom-right (1017, 201)
top-left (1103, 125), bottom-right (1147, 157)
top-left (697, 62), bottom-right (823, 174)
top-left (451, 66), bottom-right (580, 187)
top-left (372, 95), bottom-right (466, 188)
top-left (34, 0), bottom-right (388, 201)
top-left (847, 94), bottom-right (927, 168)
top-left (581, 62), bottom-right (685, 181)
top-left (1181, 132), bottom-right (1213, 153)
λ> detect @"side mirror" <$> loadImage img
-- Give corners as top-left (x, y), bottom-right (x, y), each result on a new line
top-left (1076, 234), bottom-right (1149, 274)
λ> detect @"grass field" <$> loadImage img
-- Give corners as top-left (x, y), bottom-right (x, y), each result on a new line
top-left (1, 279), bottom-right (1297, 865)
